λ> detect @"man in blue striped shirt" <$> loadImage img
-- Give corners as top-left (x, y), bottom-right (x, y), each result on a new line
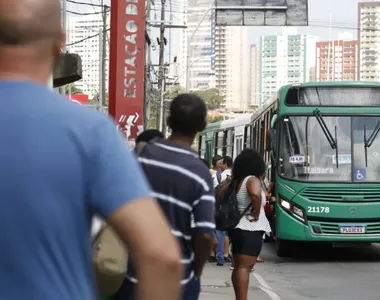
top-left (115, 94), bottom-right (216, 300)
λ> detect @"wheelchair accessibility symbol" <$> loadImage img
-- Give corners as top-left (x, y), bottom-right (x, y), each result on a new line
top-left (354, 168), bottom-right (366, 181)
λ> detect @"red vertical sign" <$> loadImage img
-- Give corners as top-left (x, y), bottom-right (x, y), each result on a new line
top-left (109, 0), bottom-right (145, 148)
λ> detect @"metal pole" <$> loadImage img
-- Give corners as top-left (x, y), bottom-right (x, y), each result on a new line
top-left (98, 28), bottom-right (104, 108)
top-left (62, 0), bottom-right (67, 52)
top-left (101, 2), bottom-right (108, 107)
top-left (158, 75), bottom-right (165, 132)
top-left (144, 0), bottom-right (152, 129)
top-left (156, 0), bottom-right (166, 130)
top-left (60, 0), bottom-right (67, 94)
top-left (185, 7), bottom-right (213, 93)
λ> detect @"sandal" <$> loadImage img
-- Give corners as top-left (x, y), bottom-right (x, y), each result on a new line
top-left (257, 256), bottom-right (264, 263)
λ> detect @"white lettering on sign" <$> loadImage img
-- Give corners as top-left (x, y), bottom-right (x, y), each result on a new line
top-left (303, 167), bottom-right (334, 174)
top-left (289, 154), bottom-right (305, 164)
top-left (308, 206), bottom-right (330, 214)
top-left (123, 0), bottom-right (139, 98)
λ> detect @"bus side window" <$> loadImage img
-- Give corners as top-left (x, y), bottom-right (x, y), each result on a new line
top-left (235, 137), bottom-right (243, 155)
top-left (199, 135), bottom-right (206, 158)
top-left (215, 131), bottom-right (224, 156)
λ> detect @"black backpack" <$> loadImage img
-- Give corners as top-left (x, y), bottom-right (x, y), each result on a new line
top-left (214, 179), bottom-right (252, 231)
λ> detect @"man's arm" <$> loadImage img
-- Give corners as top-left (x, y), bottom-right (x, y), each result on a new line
top-left (89, 117), bottom-right (182, 300)
top-left (108, 198), bottom-right (182, 300)
top-left (192, 171), bottom-right (216, 279)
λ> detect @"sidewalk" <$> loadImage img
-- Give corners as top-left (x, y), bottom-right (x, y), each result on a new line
top-left (199, 263), bottom-right (272, 300)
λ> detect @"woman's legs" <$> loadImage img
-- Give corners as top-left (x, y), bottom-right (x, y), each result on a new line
top-left (230, 230), bottom-right (264, 300)
top-left (231, 254), bottom-right (257, 300)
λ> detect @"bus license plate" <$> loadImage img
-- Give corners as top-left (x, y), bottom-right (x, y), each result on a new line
top-left (340, 226), bottom-right (365, 234)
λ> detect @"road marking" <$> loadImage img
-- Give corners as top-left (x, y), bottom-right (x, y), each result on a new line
top-left (253, 272), bottom-right (272, 290)
top-left (259, 286), bottom-right (282, 300)
top-left (253, 272), bottom-right (282, 300)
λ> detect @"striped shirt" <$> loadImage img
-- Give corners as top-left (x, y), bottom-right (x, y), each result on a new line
top-left (126, 138), bottom-right (216, 285)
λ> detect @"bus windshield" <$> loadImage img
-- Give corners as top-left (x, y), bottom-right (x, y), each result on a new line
top-left (279, 115), bottom-right (380, 182)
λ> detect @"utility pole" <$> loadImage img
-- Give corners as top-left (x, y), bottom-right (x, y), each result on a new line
top-left (157, 0), bottom-right (166, 131)
top-left (98, 27), bottom-right (104, 109)
top-left (100, 2), bottom-right (108, 108)
top-left (62, 0), bottom-right (67, 53)
top-left (60, 0), bottom-right (67, 94)
top-left (144, 0), bottom-right (152, 130)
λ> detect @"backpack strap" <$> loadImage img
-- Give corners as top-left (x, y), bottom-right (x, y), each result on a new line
top-left (241, 202), bottom-right (253, 217)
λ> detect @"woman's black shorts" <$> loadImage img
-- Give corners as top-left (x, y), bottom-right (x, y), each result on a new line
top-left (229, 229), bottom-right (264, 257)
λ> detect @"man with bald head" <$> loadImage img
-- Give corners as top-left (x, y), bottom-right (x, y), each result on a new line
top-left (0, 1), bottom-right (182, 300)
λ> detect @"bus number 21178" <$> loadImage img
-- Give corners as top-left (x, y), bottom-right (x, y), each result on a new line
top-left (308, 206), bottom-right (330, 214)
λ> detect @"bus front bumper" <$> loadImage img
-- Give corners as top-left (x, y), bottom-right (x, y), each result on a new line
top-left (276, 207), bottom-right (380, 242)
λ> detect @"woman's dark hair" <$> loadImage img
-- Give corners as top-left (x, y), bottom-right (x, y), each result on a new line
top-left (232, 149), bottom-right (266, 182)
top-left (200, 158), bottom-right (210, 169)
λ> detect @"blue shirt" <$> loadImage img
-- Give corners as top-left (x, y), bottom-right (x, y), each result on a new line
top-left (127, 138), bottom-right (216, 285)
top-left (0, 81), bottom-right (151, 299)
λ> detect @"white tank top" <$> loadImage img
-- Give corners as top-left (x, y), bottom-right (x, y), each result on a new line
top-left (235, 176), bottom-right (272, 233)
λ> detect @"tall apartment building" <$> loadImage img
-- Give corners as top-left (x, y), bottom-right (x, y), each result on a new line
top-left (358, 1), bottom-right (380, 81)
top-left (179, 3), bottom-right (250, 111)
top-left (315, 39), bottom-right (358, 82)
top-left (66, 15), bottom-right (110, 97)
top-left (250, 45), bottom-right (260, 110)
top-left (215, 26), bottom-right (250, 111)
top-left (179, 1), bottom-right (216, 90)
top-left (259, 29), bottom-right (317, 107)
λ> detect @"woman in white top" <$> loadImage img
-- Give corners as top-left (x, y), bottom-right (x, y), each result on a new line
top-left (229, 149), bottom-right (271, 300)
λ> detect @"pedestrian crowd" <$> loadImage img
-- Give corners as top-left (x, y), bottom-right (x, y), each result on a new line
top-left (0, 0), bottom-right (274, 300)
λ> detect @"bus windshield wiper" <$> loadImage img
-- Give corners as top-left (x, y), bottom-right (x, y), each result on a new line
top-left (313, 109), bottom-right (339, 168)
top-left (364, 120), bottom-right (380, 167)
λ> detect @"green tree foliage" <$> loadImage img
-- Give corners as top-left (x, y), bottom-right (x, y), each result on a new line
top-left (165, 85), bottom-right (185, 100)
top-left (191, 88), bottom-right (223, 110)
top-left (62, 84), bottom-right (83, 95)
top-left (147, 86), bottom-right (224, 130)
top-left (208, 115), bottom-right (224, 123)
top-left (164, 85), bottom-right (224, 110)
top-left (90, 93), bottom-right (109, 106)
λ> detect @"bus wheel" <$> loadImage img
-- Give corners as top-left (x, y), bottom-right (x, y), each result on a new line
top-left (276, 239), bottom-right (293, 257)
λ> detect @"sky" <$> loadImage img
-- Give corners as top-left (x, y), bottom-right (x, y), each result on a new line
top-left (66, 0), bottom-right (364, 67)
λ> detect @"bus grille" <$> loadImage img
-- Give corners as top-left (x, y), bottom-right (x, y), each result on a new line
top-left (320, 223), bottom-right (380, 234)
top-left (300, 187), bottom-right (380, 202)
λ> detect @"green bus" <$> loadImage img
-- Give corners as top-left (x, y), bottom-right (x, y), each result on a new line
top-left (198, 81), bottom-right (380, 257)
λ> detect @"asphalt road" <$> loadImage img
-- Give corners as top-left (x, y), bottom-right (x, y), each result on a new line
top-left (200, 242), bottom-right (380, 300)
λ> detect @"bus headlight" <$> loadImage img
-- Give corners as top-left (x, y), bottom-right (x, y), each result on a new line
top-left (280, 198), bottom-right (306, 223)
top-left (280, 199), bottom-right (291, 210)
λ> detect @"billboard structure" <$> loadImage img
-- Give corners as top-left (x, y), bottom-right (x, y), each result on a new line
top-left (215, 0), bottom-right (308, 26)
top-left (109, 0), bottom-right (145, 149)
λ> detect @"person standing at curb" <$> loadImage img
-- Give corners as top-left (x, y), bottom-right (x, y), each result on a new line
top-left (115, 93), bottom-right (216, 300)
top-left (215, 156), bottom-right (233, 266)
